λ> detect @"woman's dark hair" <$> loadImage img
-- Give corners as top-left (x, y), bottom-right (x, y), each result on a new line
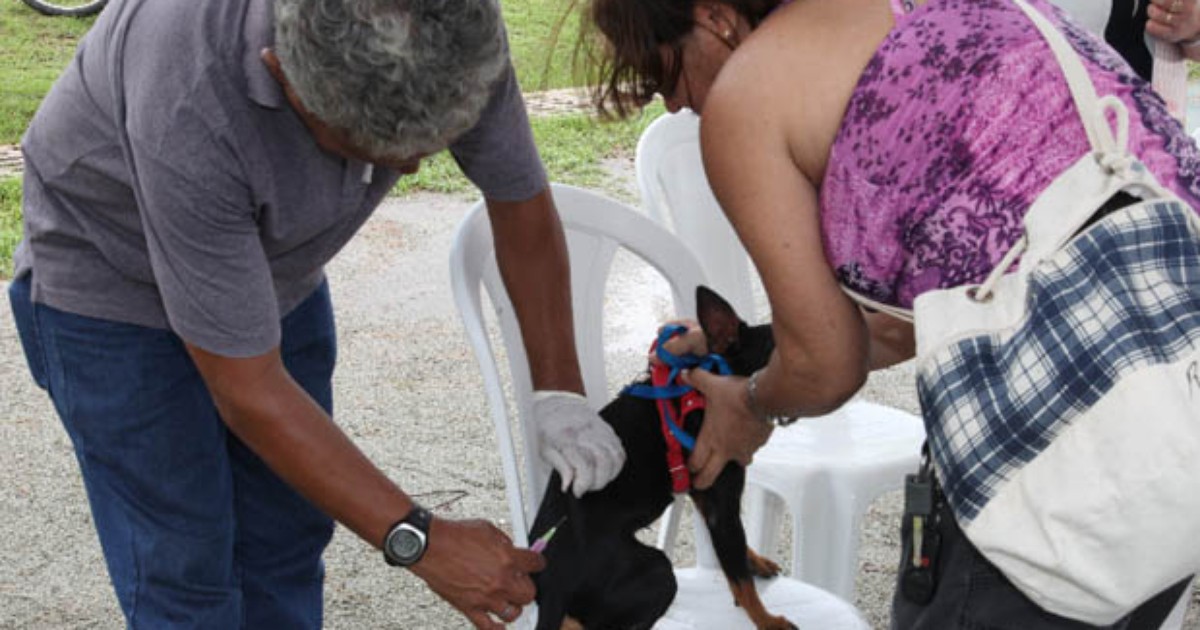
top-left (578, 0), bottom-right (781, 118)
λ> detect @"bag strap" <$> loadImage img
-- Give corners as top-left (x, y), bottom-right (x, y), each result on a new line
top-left (971, 0), bottom-right (1173, 301)
top-left (1010, 0), bottom-right (1128, 158)
top-left (843, 1), bottom-right (1160, 313)
top-left (841, 287), bottom-right (915, 323)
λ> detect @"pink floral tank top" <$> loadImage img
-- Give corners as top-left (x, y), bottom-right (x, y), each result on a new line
top-left (820, 0), bottom-right (1200, 308)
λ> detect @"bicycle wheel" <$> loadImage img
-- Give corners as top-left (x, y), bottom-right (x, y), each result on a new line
top-left (20, 0), bottom-right (106, 17)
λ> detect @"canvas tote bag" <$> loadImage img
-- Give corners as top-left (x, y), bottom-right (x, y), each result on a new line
top-left (848, 0), bottom-right (1200, 623)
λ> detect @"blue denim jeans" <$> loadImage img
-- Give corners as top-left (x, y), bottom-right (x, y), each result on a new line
top-left (10, 274), bottom-right (336, 629)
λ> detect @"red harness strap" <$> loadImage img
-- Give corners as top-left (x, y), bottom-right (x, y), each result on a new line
top-left (649, 362), bottom-right (706, 493)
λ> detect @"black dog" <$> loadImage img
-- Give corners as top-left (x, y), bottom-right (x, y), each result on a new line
top-left (529, 287), bottom-right (797, 630)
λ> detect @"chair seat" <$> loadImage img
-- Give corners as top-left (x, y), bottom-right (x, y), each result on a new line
top-left (752, 400), bottom-right (924, 479)
top-left (655, 568), bottom-right (869, 629)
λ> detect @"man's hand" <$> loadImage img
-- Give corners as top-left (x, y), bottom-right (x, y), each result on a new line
top-left (532, 391), bottom-right (626, 497)
top-left (1147, 0), bottom-right (1200, 45)
top-left (409, 517), bottom-right (546, 630)
top-left (679, 368), bottom-right (773, 489)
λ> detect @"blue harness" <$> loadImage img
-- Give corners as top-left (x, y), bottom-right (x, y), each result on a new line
top-left (623, 324), bottom-right (731, 451)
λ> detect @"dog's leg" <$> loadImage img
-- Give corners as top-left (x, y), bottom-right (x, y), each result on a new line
top-left (747, 546), bottom-right (782, 578)
top-left (559, 617), bottom-right (584, 630)
top-left (573, 537), bottom-right (676, 630)
top-left (692, 464), bottom-right (797, 630)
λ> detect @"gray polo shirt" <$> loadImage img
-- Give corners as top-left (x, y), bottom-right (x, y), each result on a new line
top-left (15, 0), bottom-right (547, 357)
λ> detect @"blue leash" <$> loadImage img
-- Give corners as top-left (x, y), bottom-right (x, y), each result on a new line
top-left (623, 324), bottom-right (731, 451)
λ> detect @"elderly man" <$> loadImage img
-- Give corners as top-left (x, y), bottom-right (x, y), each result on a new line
top-left (7, 0), bottom-right (624, 628)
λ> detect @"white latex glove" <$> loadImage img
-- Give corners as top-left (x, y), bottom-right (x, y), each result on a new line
top-left (531, 391), bottom-right (626, 497)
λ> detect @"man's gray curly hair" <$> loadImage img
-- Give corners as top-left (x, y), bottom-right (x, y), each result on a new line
top-left (274, 0), bottom-right (506, 161)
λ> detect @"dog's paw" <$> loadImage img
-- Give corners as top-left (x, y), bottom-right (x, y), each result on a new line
top-left (747, 550), bottom-right (782, 578)
top-left (758, 615), bottom-right (798, 630)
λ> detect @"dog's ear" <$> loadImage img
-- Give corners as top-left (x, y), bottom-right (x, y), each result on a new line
top-left (696, 286), bottom-right (742, 355)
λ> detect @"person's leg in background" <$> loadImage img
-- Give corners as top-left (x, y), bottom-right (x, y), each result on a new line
top-left (230, 280), bottom-right (337, 629)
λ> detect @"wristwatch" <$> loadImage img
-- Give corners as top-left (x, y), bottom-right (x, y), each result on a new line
top-left (382, 504), bottom-right (432, 567)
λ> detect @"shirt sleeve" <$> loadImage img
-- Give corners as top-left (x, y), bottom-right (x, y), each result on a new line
top-left (449, 60), bottom-right (549, 202)
top-left (120, 50), bottom-right (280, 357)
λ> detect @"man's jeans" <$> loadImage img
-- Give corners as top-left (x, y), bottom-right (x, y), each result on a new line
top-left (10, 274), bottom-right (336, 629)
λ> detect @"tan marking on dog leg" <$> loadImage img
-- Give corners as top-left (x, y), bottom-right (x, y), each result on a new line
top-left (747, 546), bottom-right (782, 578)
top-left (560, 615), bottom-right (585, 630)
top-left (725, 576), bottom-right (798, 630)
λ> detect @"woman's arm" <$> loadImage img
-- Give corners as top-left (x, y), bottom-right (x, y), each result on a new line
top-left (862, 309), bottom-right (916, 370)
top-left (682, 58), bottom-right (871, 489)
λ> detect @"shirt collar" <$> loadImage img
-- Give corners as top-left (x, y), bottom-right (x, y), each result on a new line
top-left (243, 0), bottom-right (285, 109)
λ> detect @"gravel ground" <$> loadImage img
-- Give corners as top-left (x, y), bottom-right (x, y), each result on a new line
top-left (2, 175), bottom-right (1196, 629)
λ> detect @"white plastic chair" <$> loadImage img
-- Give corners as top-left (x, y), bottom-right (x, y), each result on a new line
top-left (636, 111), bottom-right (928, 601)
top-left (634, 110), bottom-right (757, 320)
top-left (449, 182), bottom-right (870, 629)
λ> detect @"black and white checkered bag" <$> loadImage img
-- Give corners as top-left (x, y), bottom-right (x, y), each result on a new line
top-left (856, 0), bottom-right (1200, 623)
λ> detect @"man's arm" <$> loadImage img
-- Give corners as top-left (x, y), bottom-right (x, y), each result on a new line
top-left (485, 188), bottom-right (625, 496)
top-left (184, 344), bottom-right (543, 630)
top-left (485, 188), bottom-right (583, 393)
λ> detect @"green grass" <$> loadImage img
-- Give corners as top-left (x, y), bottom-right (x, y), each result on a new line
top-left (504, 0), bottom-right (585, 91)
top-left (0, 0), bottom-right (586, 144)
top-left (0, 1), bottom-right (96, 145)
top-left (0, 0), bottom-right (662, 279)
top-left (0, 176), bottom-right (22, 278)
top-left (395, 101), bottom-right (665, 198)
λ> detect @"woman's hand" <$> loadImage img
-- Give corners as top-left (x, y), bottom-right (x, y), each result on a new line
top-left (680, 368), bottom-right (773, 489)
top-left (409, 517), bottom-right (546, 630)
top-left (649, 319), bottom-right (709, 366)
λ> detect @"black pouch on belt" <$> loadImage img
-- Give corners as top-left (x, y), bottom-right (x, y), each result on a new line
top-left (899, 444), bottom-right (944, 605)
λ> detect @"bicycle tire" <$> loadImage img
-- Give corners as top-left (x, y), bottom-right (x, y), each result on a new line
top-left (20, 0), bottom-right (106, 17)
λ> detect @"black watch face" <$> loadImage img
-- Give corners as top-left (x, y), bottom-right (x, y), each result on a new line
top-left (388, 526), bottom-right (425, 563)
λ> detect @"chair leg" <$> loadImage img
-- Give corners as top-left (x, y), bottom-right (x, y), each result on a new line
top-left (656, 494), bottom-right (686, 560)
top-left (742, 486), bottom-right (783, 560)
top-left (790, 482), bottom-right (866, 601)
top-left (1158, 577), bottom-right (1194, 630)
top-left (691, 508), bottom-right (721, 569)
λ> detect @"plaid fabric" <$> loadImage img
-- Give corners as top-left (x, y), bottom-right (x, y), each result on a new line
top-left (918, 200), bottom-right (1200, 525)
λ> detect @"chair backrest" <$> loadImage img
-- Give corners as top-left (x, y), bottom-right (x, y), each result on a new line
top-left (635, 111), bottom-right (759, 321)
top-left (449, 182), bottom-right (708, 545)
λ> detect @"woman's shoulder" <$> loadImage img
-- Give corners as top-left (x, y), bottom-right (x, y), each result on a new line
top-left (711, 0), bottom-right (896, 178)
